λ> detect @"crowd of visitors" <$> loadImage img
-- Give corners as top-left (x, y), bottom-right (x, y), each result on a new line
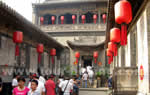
top-left (6, 73), bottom-right (80, 95)
top-left (0, 66), bottom-right (112, 95)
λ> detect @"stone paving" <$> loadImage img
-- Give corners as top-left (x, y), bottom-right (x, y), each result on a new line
top-left (79, 88), bottom-right (111, 95)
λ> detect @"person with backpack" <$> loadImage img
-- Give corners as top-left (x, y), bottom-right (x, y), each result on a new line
top-left (59, 76), bottom-right (73, 95)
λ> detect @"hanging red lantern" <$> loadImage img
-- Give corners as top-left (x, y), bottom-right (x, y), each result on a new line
top-left (13, 31), bottom-right (23, 56)
top-left (82, 15), bottom-right (86, 24)
top-left (75, 52), bottom-right (80, 63)
top-left (110, 28), bottom-right (121, 43)
top-left (108, 42), bottom-right (117, 56)
top-left (106, 49), bottom-right (113, 64)
top-left (93, 51), bottom-right (98, 64)
top-left (102, 14), bottom-right (106, 23)
top-left (40, 17), bottom-right (44, 25)
top-left (50, 48), bottom-right (56, 64)
top-left (51, 16), bottom-right (55, 24)
top-left (37, 44), bottom-right (44, 63)
top-left (114, 0), bottom-right (132, 46)
top-left (72, 15), bottom-right (76, 24)
top-left (61, 16), bottom-right (64, 24)
top-left (93, 14), bottom-right (97, 24)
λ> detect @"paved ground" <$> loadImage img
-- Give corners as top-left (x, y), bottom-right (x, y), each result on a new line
top-left (79, 88), bottom-right (111, 95)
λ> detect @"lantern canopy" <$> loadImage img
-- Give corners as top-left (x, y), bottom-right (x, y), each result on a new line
top-left (61, 16), bottom-right (64, 24)
top-left (93, 51), bottom-right (98, 64)
top-left (37, 44), bottom-right (44, 63)
top-left (40, 17), bottom-right (44, 25)
top-left (50, 48), bottom-right (56, 64)
top-left (110, 28), bottom-right (121, 43)
top-left (102, 14), bottom-right (106, 23)
top-left (13, 31), bottom-right (23, 56)
top-left (72, 15), bottom-right (76, 24)
top-left (114, 0), bottom-right (132, 46)
top-left (93, 14), bottom-right (97, 24)
top-left (51, 16), bottom-right (55, 24)
top-left (82, 15), bottom-right (86, 24)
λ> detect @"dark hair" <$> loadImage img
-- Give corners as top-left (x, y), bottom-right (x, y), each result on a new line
top-left (31, 80), bottom-right (38, 86)
top-left (17, 77), bottom-right (25, 82)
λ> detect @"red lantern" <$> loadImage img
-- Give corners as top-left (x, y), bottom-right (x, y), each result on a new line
top-left (106, 49), bottom-right (113, 64)
top-left (75, 52), bottom-right (80, 63)
top-left (13, 31), bottom-right (23, 56)
top-left (108, 42), bottom-right (117, 56)
top-left (82, 15), bottom-right (86, 24)
top-left (93, 51), bottom-right (98, 64)
top-left (51, 16), bottom-right (55, 24)
top-left (114, 0), bottom-right (132, 46)
top-left (93, 14), bottom-right (97, 24)
top-left (61, 16), bottom-right (64, 24)
top-left (40, 17), bottom-right (44, 25)
top-left (50, 48), bottom-right (56, 64)
top-left (72, 15), bottom-right (76, 24)
top-left (102, 14), bottom-right (106, 23)
top-left (110, 28), bottom-right (121, 43)
top-left (37, 44), bottom-right (44, 63)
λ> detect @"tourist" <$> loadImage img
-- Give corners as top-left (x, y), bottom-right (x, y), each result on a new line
top-left (28, 73), bottom-right (45, 95)
top-left (45, 74), bottom-right (56, 95)
top-left (12, 74), bottom-right (20, 88)
top-left (59, 76), bottom-right (73, 95)
top-left (28, 80), bottom-right (40, 95)
top-left (87, 67), bottom-right (94, 88)
top-left (108, 74), bottom-right (112, 89)
top-left (73, 77), bottom-right (79, 95)
top-left (82, 71), bottom-right (88, 88)
top-left (12, 76), bottom-right (29, 95)
top-left (0, 77), bottom-right (2, 92)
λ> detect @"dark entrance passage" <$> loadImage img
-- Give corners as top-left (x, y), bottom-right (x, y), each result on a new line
top-left (84, 59), bottom-right (92, 68)
top-left (82, 56), bottom-right (93, 68)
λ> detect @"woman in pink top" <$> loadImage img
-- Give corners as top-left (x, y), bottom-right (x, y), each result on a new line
top-left (13, 77), bottom-right (29, 95)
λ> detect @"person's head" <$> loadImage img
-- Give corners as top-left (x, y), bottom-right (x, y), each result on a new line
top-left (32, 73), bottom-right (39, 80)
top-left (76, 74), bottom-right (79, 78)
top-left (31, 80), bottom-right (38, 91)
top-left (17, 77), bottom-right (25, 87)
top-left (49, 74), bottom-right (55, 80)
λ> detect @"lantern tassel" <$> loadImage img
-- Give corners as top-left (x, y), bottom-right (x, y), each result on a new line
top-left (52, 21), bottom-right (54, 24)
top-left (82, 20), bottom-right (84, 24)
top-left (103, 19), bottom-right (106, 24)
top-left (73, 20), bottom-right (75, 24)
top-left (76, 58), bottom-right (78, 63)
top-left (121, 24), bottom-right (127, 46)
top-left (38, 53), bottom-right (41, 64)
top-left (114, 46), bottom-right (118, 56)
top-left (41, 21), bottom-right (43, 25)
top-left (108, 57), bottom-right (111, 64)
top-left (94, 20), bottom-right (97, 24)
top-left (52, 56), bottom-right (54, 64)
top-left (15, 44), bottom-right (19, 56)
top-left (94, 58), bottom-right (97, 64)
top-left (61, 21), bottom-right (64, 24)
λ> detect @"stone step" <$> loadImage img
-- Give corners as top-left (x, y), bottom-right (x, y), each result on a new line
top-left (79, 88), bottom-right (110, 95)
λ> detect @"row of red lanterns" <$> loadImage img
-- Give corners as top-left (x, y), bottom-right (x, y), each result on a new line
top-left (106, 0), bottom-right (132, 64)
top-left (40, 14), bottom-right (107, 25)
top-left (74, 51), bottom-right (99, 64)
top-left (13, 31), bottom-right (56, 64)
